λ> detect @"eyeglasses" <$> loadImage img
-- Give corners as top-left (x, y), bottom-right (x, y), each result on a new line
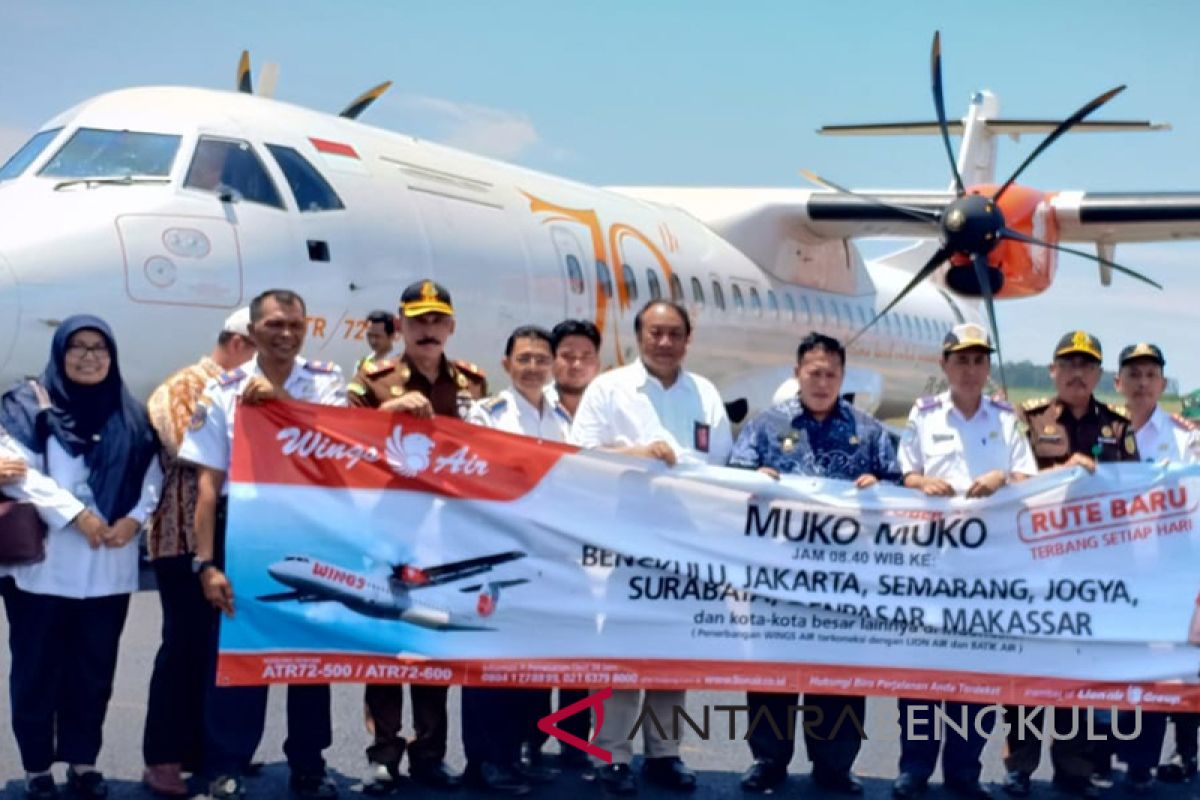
top-left (66, 344), bottom-right (110, 359)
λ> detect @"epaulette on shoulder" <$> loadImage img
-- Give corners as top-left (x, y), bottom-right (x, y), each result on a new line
top-left (304, 360), bottom-right (338, 374)
top-left (915, 395), bottom-right (942, 412)
top-left (453, 359), bottom-right (485, 378)
top-left (987, 396), bottom-right (1014, 412)
top-left (1105, 403), bottom-right (1130, 421)
top-left (217, 368), bottom-right (245, 387)
top-left (365, 359), bottom-right (397, 378)
top-left (1171, 412), bottom-right (1197, 432)
top-left (1022, 397), bottom-right (1050, 411)
top-left (481, 395), bottom-right (508, 416)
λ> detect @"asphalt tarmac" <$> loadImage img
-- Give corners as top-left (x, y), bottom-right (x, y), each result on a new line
top-left (0, 592), bottom-right (1193, 800)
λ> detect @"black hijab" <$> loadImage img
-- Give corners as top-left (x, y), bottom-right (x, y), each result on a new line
top-left (0, 315), bottom-right (158, 521)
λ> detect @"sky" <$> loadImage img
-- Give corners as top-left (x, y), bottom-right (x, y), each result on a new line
top-left (1, 1), bottom-right (1198, 388)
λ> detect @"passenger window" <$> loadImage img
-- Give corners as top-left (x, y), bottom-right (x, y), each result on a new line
top-left (597, 261), bottom-right (614, 298)
top-left (646, 269), bottom-right (662, 300)
top-left (712, 281), bottom-right (726, 310)
top-left (815, 297), bottom-right (827, 326)
top-left (1, 128), bottom-right (62, 181)
top-left (40, 127), bottom-right (180, 179)
top-left (565, 255), bottom-right (585, 295)
top-left (622, 264), bottom-right (639, 302)
top-left (265, 144), bottom-right (344, 212)
top-left (731, 285), bottom-right (745, 312)
top-left (799, 295), bottom-right (812, 324)
top-left (749, 287), bottom-right (763, 316)
top-left (185, 138), bottom-right (283, 209)
top-left (767, 290), bottom-right (779, 318)
top-left (783, 293), bottom-right (796, 321)
top-left (669, 273), bottom-right (684, 302)
top-left (691, 277), bottom-right (705, 307)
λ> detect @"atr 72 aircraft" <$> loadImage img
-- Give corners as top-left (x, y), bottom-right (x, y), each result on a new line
top-left (257, 550), bottom-right (528, 632)
top-left (0, 35), bottom-right (1196, 418)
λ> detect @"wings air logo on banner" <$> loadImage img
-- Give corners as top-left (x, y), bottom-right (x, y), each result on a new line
top-left (231, 401), bottom-right (569, 501)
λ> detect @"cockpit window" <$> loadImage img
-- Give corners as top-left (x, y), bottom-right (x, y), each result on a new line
top-left (0, 128), bottom-right (62, 181)
top-left (265, 144), bottom-right (345, 212)
top-left (185, 137), bottom-right (284, 209)
top-left (39, 128), bottom-right (180, 179)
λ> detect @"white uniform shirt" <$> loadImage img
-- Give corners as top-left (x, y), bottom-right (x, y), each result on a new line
top-left (178, 356), bottom-right (346, 492)
top-left (471, 387), bottom-right (573, 443)
top-left (571, 359), bottom-right (732, 465)
top-left (899, 392), bottom-right (1037, 494)
top-left (0, 429), bottom-right (162, 598)
top-left (1134, 404), bottom-right (1200, 464)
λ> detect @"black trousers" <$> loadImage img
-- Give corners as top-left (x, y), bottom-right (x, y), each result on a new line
top-left (746, 692), bottom-right (865, 775)
top-left (202, 500), bottom-right (331, 779)
top-left (1003, 705), bottom-right (1093, 780)
top-left (1, 579), bottom-right (130, 772)
top-left (462, 687), bottom-right (549, 768)
top-left (1168, 712), bottom-right (1199, 761)
top-left (143, 554), bottom-right (211, 769)
top-left (364, 683), bottom-right (449, 768)
top-left (897, 700), bottom-right (991, 783)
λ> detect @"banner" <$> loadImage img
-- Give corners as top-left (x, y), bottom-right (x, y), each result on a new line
top-left (217, 402), bottom-right (1200, 711)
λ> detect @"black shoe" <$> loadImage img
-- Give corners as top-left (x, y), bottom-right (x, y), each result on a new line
top-left (741, 760), bottom-right (787, 793)
top-left (1052, 775), bottom-right (1099, 799)
top-left (558, 749), bottom-right (592, 770)
top-left (464, 762), bottom-right (531, 796)
top-left (892, 773), bottom-right (929, 800)
top-left (410, 762), bottom-right (462, 790)
top-left (597, 764), bottom-right (637, 796)
top-left (1124, 770), bottom-right (1154, 796)
top-left (514, 760), bottom-right (558, 784)
top-left (643, 757), bottom-right (696, 792)
top-left (813, 770), bottom-right (864, 795)
top-left (362, 763), bottom-right (400, 796)
top-left (1157, 755), bottom-right (1198, 783)
top-left (289, 773), bottom-right (338, 799)
top-left (1002, 772), bottom-right (1031, 798)
top-left (208, 775), bottom-right (245, 799)
top-left (945, 779), bottom-right (992, 800)
top-left (25, 775), bottom-right (58, 800)
top-left (65, 769), bottom-right (108, 799)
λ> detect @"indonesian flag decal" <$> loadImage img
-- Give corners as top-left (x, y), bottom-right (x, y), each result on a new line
top-left (309, 137), bottom-right (366, 174)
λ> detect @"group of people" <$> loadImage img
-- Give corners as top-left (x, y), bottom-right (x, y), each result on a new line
top-left (0, 277), bottom-right (1195, 800)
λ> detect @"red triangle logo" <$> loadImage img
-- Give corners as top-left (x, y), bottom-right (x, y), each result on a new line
top-left (536, 687), bottom-right (613, 763)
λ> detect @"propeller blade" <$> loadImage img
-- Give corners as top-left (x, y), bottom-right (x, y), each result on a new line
top-left (969, 253), bottom-right (1008, 397)
top-left (849, 246), bottom-right (950, 344)
top-left (340, 80), bottom-right (394, 120)
top-left (237, 50), bottom-right (253, 94)
top-left (799, 169), bottom-right (942, 226)
top-left (930, 32), bottom-right (966, 196)
top-left (999, 228), bottom-right (1162, 289)
top-left (993, 85), bottom-right (1125, 202)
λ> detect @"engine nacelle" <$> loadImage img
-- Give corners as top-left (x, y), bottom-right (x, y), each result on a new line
top-left (945, 183), bottom-right (1059, 298)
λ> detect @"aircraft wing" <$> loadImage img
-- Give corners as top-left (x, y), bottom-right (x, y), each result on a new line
top-left (397, 550), bottom-right (526, 588)
top-left (256, 590), bottom-right (321, 602)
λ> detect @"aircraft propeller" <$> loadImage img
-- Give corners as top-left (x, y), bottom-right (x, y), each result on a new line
top-left (236, 50), bottom-right (253, 94)
top-left (804, 32), bottom-right (1163, 393)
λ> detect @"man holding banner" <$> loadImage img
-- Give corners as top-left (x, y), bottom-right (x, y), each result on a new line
top-left (892, 324), bottom-right (1036, 800)
top-left (730, 332), bottom-right (899, 796)
top-left (573, 300), bottom-right (731, 795)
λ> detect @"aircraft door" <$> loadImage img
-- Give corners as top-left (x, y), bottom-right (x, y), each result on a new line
top-left (550, 226), bottom-right (593, 319)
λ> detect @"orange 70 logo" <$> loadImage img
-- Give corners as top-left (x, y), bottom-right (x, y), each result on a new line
top-left (536, 687), bottom-right (613, 763)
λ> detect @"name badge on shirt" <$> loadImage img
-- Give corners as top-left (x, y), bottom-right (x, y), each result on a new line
top-left (694, 421), bottom-right (711, 453)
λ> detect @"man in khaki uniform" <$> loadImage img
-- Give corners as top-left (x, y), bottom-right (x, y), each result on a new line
top-left (349, 280), bottom-right (471, 794)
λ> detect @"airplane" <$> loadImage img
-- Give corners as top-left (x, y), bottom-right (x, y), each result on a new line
top-left (256, 550), bottom-right (529, 631)
top-left (0, 35), bottom-right (1198, 420)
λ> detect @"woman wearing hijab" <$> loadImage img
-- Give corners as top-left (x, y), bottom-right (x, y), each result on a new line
top-left (0, 315), bottom-right (162, 800)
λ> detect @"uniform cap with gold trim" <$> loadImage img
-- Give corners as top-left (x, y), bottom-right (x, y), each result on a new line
top-left (400, 280), bottom-right (454, 317)
top-left (1053, 330), bottom-right (1102, 362)
top-left (1118, 342), bottom-right (1165, 367)
top-left (942, 323), bottom-right (994, 353)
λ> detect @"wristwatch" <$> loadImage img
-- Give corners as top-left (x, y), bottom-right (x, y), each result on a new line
top-left (191, 557), bottom-right (218, 576)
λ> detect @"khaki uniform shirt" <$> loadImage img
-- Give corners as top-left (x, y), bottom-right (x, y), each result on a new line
top-left (1019, 396), bottom-right (1140, 469)
top-left (348, 353), bottom-right (474, 418)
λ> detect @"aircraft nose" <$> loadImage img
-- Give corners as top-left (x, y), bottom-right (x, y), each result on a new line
top-left (0, 252), bottom-right (19, 376)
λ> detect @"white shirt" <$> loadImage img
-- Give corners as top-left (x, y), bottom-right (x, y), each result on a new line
top-left (0, 429), bottom-right (162, 598)
top-left (1134, 404), bottom-right (1200, 464)
top-left (899, 391), bottom-right (1037, 494)
top-left (178, 356), bottom-right (347, 492)
top-left (471, 387), bottom-right (573, 443)
top-left (571, 359), bottom-right (732, 465)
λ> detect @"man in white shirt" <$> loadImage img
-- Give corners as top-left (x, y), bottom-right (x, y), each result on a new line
top-left (572, 300), bottom-right (731, 795)
top-left (475, 325), bottom-right (571, 442)
top-left (893, 324), bottom-right (1036, 800)
top-left (179, 289), bottom-right (346, 800)
top-left (1114, 342), bottom-right (1192, 791)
